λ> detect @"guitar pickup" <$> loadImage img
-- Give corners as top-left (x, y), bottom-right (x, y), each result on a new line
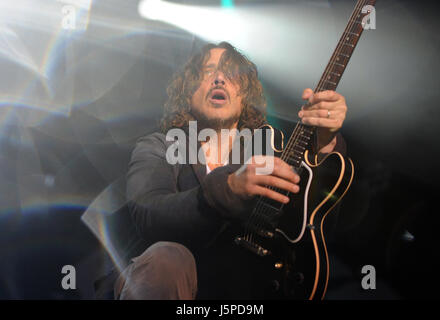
top-left (234, 236), bottom-right (271, 257)
top-left (249, 225), bottom-right (274, 239)
top-left (257, 229), bottom-right (274, 239)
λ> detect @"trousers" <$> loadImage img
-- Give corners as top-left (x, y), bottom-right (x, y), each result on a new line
top-left (114, 241), bottom-right (197, 300)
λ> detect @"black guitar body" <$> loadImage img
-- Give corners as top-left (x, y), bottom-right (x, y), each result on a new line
top-left (229, 125), bottom-right (354, 299)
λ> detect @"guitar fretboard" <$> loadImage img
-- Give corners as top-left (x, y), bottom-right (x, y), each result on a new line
top-left (261, 0), bottom-right (376, 212)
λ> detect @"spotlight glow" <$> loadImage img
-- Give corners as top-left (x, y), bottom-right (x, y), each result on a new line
top-left (221, 0), bottom-right (235, 8)
top-left (137, 0), bottom-right (338, 121)
top-left (138, 0), bottom-right (246, 44)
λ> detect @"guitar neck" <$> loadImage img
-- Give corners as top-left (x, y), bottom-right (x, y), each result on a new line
top-left (315, 0), bottom-right (377, 92)
top-left (281, 0), bottom-right (376, 170)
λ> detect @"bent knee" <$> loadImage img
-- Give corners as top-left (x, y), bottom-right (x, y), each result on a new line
top-left (122, 242), bottom-right (197, 299)
top-left (134, 241), bottom-right (195, 268)
top-left (131, 241), bottom-right (196, 283)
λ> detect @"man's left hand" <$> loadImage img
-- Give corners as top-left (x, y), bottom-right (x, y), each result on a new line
top-left (298, 88), bottom-right (347, 151)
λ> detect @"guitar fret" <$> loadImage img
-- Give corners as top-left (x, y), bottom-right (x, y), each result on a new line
top-left (338, 53), bottom-right (350, 58)
top-left (290, 147), bottom-right (304, 154)
top-left (342, 42), bottom-right (355, 48)
top-left (324, 79), bottom-right (337, 86)
top-left (288, 152), bottom-right (302, 160)
top-left (288, 159), bottom-right (301, 167)
top-left (334, 62), bottom-right (345, 67)
top-left (300, 129), bottom-right (313, 135)
top-left (291, 159), bottom-right (303, 166)
top-left (292, 151), bottom-right (304, 157)
top-left (287, 152), bottom-right (300, 159)
top-left (259, 201), bottom-right (282, 213)
top-left (293, 152), bottom-right (303, 158)
top-left (252, 206), bottom-right (277, 221)
top-left (330, 71), bottom-right (341, 77)
top-left (346, 31), bottom-right (359, 37)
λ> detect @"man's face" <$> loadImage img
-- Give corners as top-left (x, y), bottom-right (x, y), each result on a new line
top-left (191, 48), bottom-right (243, 130)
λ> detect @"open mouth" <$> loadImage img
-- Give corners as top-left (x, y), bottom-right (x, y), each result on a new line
top-left (208, 89), bottom-right (228, 105)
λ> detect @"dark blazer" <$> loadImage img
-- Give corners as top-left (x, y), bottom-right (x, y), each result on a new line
top-left (126, 131), bottom-right (252, 250)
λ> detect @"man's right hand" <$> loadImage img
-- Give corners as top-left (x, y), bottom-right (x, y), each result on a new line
top-left (227, 156), bottom-right (300, 204)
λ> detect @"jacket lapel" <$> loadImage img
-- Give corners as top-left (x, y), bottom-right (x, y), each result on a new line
top-left (187, 133), bottom-right (206, 184)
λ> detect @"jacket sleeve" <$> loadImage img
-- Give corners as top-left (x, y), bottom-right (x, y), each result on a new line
top-left (313, 131), bottom-right (347, 160)
top-left (126, 133), bottom-right (246, 245)
top-left (333, 132), bottom-right (347, 156)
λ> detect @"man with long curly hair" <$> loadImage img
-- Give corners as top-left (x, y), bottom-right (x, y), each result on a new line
top-left (114, 41), bottom-right (348, 299)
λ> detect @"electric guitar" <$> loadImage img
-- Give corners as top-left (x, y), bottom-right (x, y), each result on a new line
top-left (233, 0), bottom-right (376, 300)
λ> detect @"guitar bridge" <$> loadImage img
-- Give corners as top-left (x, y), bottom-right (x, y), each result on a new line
top-left (234, 236), bottom-right (271, 257)
top-left (251, 226), bottom-right (274, 239)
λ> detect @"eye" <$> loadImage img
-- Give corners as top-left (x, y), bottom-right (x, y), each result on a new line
top-left (203, 68), bottom-right (215, 77)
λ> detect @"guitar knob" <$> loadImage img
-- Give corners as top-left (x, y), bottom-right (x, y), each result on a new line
top-left (271, 280), bottom-right (280, 292)
top-left (294, 272), bottom-right (305, 284)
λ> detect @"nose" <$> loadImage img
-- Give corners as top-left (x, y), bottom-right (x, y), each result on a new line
top-left (212, 72), bottom-right (225, 86)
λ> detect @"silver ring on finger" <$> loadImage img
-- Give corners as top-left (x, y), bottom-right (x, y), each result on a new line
top-left (327, 110), bottom-right (331, 118)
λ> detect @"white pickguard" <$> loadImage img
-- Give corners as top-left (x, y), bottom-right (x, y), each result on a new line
top-left (275, 161), bottom-right (313, 243)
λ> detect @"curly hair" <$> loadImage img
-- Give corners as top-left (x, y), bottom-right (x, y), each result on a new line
top-left (160, 42), bottom-right (267, 133)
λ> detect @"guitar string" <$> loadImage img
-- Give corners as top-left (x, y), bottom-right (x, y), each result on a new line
top-left (243, 0), bottom-right (369, 246)
top-left (318, 0), bottom-right (371, 91)
top-left (244, 99), bottom-right (317, 241)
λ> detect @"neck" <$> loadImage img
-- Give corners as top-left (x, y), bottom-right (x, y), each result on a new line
top-left (201, 121), bottom-right (238, 165)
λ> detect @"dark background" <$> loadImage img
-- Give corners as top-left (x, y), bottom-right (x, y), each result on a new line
top-left (0, 0), bottom-right (439, 299)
